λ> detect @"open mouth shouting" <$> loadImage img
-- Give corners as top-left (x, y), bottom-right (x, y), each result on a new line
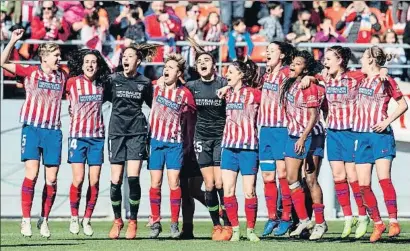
top-left (123, 62), bottom-right (130, 72)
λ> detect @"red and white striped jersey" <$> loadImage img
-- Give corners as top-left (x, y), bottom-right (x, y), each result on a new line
top-left (353, 76), bottom-right (403, 132)
top-left (285, 81), bottom-right (320, 137)
top-left (149, 84), bottom-right (196, 143)
top-left (222, 87), bottom-right (261, 150)
top-left (257, 66), bottom-right (290, 128)
top-left (313, 83), bottom-right (327, 136)
top-left (66, 76), bottom-right (105, 138)
top-left (320, 70), bottom-right (365, 130)
top-left (15, 64), bottom-right (67, 130)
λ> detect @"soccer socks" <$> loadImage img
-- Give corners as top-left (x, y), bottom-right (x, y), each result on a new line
top-left (128, 177), bottom-right (141, 221)
top-left (312, 203), bottom-right (325, 224)
top-left (264, 181), bottom-right (278, 220)
top-left (110, 183), bottom-right (122, 219)
top-left (379, 179), bottom-right (398, 220)
top-left (41, 182), bottom-right (57, 218)
top-left (84, 183), bottom-right (99, 218)
top-left (334, 180), bottom-right (352, 217)
top-left (224, 196), bottom-right (239, 227)
top-left (21, 177), bottom-right (36, 218)
top-left (217, 188), bottom-right (231, 226)
top-left (350, 181), bottom-right (366, 216)
top-left (149, 187), bottom-right (161, 223)
top-left (205, 189), bottom-right (221, 226)
top-left (290, 185), bottom-right (309, 221)
top-left (279, 178), bottom-right (292, 221)
top-left (69, 184), bottom-right (82, 217)
top-left (360, 186), bottom-right (382, 222)
top-left (245, 197), bottom-right (258, 229)
top-left (170, 188), bottom-right (182, 223)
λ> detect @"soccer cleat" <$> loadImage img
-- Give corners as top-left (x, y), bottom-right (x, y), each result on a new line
top-left (170, 222), bottom-right (181, 239)
top-left (37, 217), bottom-right (51, 238)
top-left (341, 217), bottom-right (357, 239)
top-left (273, 220), bottom-right (292, 236)
top-left (355, 216), bottom-right (370, 239)
top-left (289, 220), bottom-right (312, 237)
top-left (82, 218), bottom-right (94, 236)
top-left (309, 222), bottom-right (328, 240)
top-left (370, 222), bottom-right (386, 243)
top-left (69, 216), bottom-right (80, 235)
top-left (20, 218), bottom-right (32, 237)
top-left (179, 231), bottom-right (195, 240)
top-left (387, 222), bottom-right (400, 237)
top-left (211, 225), bottom-right (223, 241)
top-left (125, 220), bottom-right (137, 239)
top-left (230, 226), bottom-right (240, 241)
top-left (108, 218), bottom-right (124, 239)
top-left (220, 226), bottom-right (233, 241)
top-left (150, 222), bottom-right (162, 239)
top-left (246, 228), bottom-right (260, 242)
top-left (146, 216), bottom-right (153, 227)
top-left (262, 218), bottom-right (280, 236)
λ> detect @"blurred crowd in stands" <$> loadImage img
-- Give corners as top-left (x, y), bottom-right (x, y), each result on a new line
top-left (1, 0), bottom-right (410, 86)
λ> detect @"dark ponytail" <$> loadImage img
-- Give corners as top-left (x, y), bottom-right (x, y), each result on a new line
top-left (271, 41), bottom-right (296, 66)
top-left (231, 58), bottom-right (259, 87)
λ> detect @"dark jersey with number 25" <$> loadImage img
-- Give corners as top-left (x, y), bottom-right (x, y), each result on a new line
top-left (186, 76), bottom-right (227, 140)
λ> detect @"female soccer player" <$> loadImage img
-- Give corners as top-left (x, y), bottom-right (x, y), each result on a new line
top-left (185, 51), bottom-right (232, 241)
top-left (354, 46), bottom-right (408, 243)
top-left (66, 49), bottom-right (111, 236)
top-left (220, 59), bottom-right (261, 242)
top-left (1, 29), bottom-right (67, 238)
top-left (148, 54), bottom-right (196, 239)
top-left (279, 50), bottom-right (321, 238)
top-left (106, 43), bottom-right (157, 239)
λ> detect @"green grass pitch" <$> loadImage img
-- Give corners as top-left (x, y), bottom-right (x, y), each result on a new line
top-left (1, 220), bottom-right (409, 251)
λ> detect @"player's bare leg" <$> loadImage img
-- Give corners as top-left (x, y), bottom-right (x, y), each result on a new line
top-left (21, 160), bottom-right (40, 237)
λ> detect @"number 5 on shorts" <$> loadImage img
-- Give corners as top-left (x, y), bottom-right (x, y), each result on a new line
top-left (70, 139), bottom-right (78, 150)
top-left (22, 135), bottom-right (27, 147)
top-left (195, 141), bottom-right (203, 153)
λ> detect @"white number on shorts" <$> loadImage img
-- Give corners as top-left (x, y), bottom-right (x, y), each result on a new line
top-left (70, 139), bottom-right (78, 150)
top-left (195, 141), bottom-right (203, 153)
top-left (22, 135), bottom-right (27, 147)
top-left (354, 140), bottom-right (358, 151)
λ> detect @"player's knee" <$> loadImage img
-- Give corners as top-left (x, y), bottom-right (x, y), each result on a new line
top-left (305, 176), bottom-right (317, 190)
top-left (286, 175), bottom-right (298, 185)
top-left (72, 175), bottom-right (84, 186)
top-left (204, 182), bottom-right (215, 191)
top-left (214, 181), bottom-right (223, 190)
top-left (111, 176), bottom-right (122, 185)
top-left (244, 189), bottom-right (256, 199)
top-left (168, 178), bottom-right (179, 190)
top-left (262, 172), bottom-right (275, 183)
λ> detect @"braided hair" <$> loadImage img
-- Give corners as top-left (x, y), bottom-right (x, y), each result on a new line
top-left (326, 46), bottom-right (352, 71)
top-left (279, 50), bottom-right (322, 105)
top-left (67, 49), bottom-right (111, 87)
top-left (231, 57), bottom-right (260, 88)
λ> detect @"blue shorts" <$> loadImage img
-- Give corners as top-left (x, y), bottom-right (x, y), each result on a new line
top-left (354, 129), bottom-right (396, 164)
top-left (221, 148), bottom-right (259, 175)
top-left (309, 134), bottom-right (325, 158)
top-left (21, 125), bottom-right (62, 166)
top-left (149, 138), bottom-right (183, 170)
top-left (68, 138), bottom-right (105, 165)
top-left (284, 135), bottom-right (312, 159)
top-left (259, 127), bottom-right (287, 171)
top-left (327, 129), bottom-right (356, 162)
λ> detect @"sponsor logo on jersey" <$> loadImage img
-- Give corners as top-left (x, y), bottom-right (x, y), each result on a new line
top-left (195, 98), bottom-right (223, 106)
top-left (326, 86), bottom-right (348, 94)
top-left (38, 80), bottom-right (62, 91)
top-left (156, 95), bottom-right (181, 111)
top-left (79, 94), bottom-right (103, 103)
top-left (262, 82), bottom-right (279, 91)
top-left (116, 90), bottom-right (141, 99)
top-left (226, 102), bottom-right (244, 110)
top-left (358, 87), bottom-right (374, 96)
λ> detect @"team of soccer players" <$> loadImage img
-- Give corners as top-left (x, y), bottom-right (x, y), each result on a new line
top-left (1, 28), bottom-right (408, 243)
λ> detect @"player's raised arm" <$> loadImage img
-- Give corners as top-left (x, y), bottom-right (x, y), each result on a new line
top-left (0, 29), bottom-right (24, 74)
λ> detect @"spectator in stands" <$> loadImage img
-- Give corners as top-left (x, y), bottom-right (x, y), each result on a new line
top-left (336, 1), bottom-right (381, 44)
top-left (258, 2), bottom-right (285, 42)
top-left (219, 1), bottom-right (245, 29)
top-left (404, 21), bottom-right (410, 80)
top-left (286, 9), bottom-right (316, 44)
top-left (182, 3), bottom-right (201, 68)
top-left (30, 1), bottom-right (70, 58)
top-left (83, 0), bottom-right (109, 31)
top-left (313, 17), bottom-right (346, 59)
top-left (370, 34), bottom-right (381, 44)
top-left (325, 1), bottom-right (346, 28)
top-left (57, 1), bottom-right (85, 33)
top-left (310, 1), bottom-right (325, 28)
top-left (228, 17), bottom-right (254, 62)
top-left (0, 3), bottom-right (11, 41)
top-left (392, 1), bottom-right (409, 30)
top-left (199, 12), bottom-right (227, 60)
top-left (383, 29), bottom-right (407, 80)
top-left (81, 10), bottom-right (107, 53)
top-left (124, 6), bottom-right (146, 46)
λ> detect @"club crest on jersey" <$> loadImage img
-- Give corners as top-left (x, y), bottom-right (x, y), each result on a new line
top-left (137, 84), bottom-right (144, 91)
top-left (176, 95), bottom-right (183, 103)
top-left (239, 95), bottom-right (246, 103)
top-left (341, 79), bottom-right (349, 86)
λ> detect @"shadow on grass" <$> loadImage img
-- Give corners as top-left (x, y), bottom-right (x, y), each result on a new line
top-left (53, 236), bottom-right (211, 241)
top-left (1, 243), bottom-right (83, 248)
top-left (260, 236), bottom-right (410, 244)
